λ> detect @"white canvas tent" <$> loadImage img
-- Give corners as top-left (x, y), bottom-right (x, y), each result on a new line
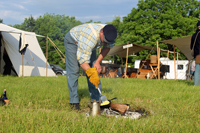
top-left (0, 23), bottom-right (56, 77)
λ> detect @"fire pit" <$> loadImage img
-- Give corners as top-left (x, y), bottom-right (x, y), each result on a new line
top-left (86, 105), bottom-right (146, 120)
top-left (100, 108), bottom-right (144, 119)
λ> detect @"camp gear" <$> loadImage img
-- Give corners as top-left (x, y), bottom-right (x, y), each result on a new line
top-left (0, 98), bottom-right (5, 106)
top-left (97, 88), bottom-right (109, 105)
top-left (91, 100), bottom-right (100, 116)
top-left (100, 97), bottom-right (117, 107)
top-left (86, 68), bottom-right (99, 88)
top-left (2, 89), bottom-right (7, 99)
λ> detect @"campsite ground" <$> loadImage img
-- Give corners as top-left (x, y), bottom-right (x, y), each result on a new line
top-left (0, 75), bottom-right (199, 132)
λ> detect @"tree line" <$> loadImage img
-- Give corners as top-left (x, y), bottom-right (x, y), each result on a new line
top-left (1, 0), bottom-right (200, 68)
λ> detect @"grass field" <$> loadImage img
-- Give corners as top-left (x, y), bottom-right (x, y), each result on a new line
top-left (0, 75), bottom-right (200, 132)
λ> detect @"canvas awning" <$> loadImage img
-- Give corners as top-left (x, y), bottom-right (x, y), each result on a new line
top-left (159, 36), bottom-right (192, 60)
top-left (107, 43), bottom-right (174, 58)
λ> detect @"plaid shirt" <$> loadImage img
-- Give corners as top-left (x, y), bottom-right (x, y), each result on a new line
top-left (70, 23), bottom-right (114, 64)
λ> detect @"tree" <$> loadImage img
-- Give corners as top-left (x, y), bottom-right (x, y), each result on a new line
top-left (0, 19), bottom-right (3, 23)
top-left (120, 0), bottom-right (200, 60)
top-left (13, 13), bottom-right (83, 68)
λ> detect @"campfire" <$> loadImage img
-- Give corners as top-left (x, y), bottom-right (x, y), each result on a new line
top-left (86, 101), bottom-right (145, 119)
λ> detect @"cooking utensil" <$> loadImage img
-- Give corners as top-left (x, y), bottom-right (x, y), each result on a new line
top-left (100, 97), bottom-right (117, 107)
top-left (97, 88), bottom-right (107, 103)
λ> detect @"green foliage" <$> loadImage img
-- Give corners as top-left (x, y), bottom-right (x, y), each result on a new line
top-left (0, 19), bottom-right (3, 23)
top-left (13, 13), bottom-right (82, 69)
top-left (9, 0), bottom-right (200, 68)
top-left (0, 76), bottom-right (200, 132)
top-left (117, 0), bottom-right (200, 60)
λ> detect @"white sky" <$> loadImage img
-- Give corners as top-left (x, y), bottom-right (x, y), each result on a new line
top-left (0, 0), bottom-right (138, 25)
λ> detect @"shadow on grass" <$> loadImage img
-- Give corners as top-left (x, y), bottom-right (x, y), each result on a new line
top-left (176, 79), bottom-right (194, 86)
top-left (78, 87), bottom-right (113, 99)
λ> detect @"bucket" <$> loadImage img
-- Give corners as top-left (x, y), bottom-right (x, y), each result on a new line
top-left (150, 55), bottom-right (157, 64)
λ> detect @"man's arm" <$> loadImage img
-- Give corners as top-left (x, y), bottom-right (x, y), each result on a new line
top-left (94, 47), bottom-right (110, 74)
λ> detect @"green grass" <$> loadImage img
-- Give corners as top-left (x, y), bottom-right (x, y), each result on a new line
top-left (0, 75), bottom-right (200, 132)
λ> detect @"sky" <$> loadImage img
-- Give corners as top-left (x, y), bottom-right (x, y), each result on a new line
top-left (0, 0), bottom-right (138, 26)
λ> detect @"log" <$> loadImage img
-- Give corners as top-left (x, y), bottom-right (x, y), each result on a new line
top-left (109, 103), bottom-right (129, 114)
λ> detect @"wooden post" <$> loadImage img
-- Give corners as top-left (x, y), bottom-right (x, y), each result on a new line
top-left (158, 47), bottom-right (160, 80)
top-left (177, 52), bottom-right (179, 79)
top-left (174, 45), bottom-right (176, 80)
top-left (156, 41), bottom-right (160, 80)
top-left (124, 47), bottom-right (129, 78)
top-left (157, 41), bottom-right (159, 55)
top-left (46, 36), bottom-right (49, 77)
top-left (112, 55), bottom-right (114, 64)
top-left (165, 50), bottom-right (169, 79)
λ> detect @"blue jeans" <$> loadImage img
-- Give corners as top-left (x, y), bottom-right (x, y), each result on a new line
top-left (64, 32), bottom-right (102, 103)
top-left (194, 59), bottom-right (200, 86)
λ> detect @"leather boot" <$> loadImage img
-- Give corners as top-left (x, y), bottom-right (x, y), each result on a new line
top-left (70, 103), bottom-right (80, 110)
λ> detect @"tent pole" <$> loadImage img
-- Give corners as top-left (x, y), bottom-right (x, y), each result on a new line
top-left (46, 36), bottom-right (49, 77)
top-left (156, 41), bottom-right (160, 80)
top-left (121, 58), bottom-right (123, 66)
top-left (112, 55), bottom-right (114, 64)
top-left (158, 43), bottom-right (160, 80)
top-left (165, 50), bottom-right (169, 79)
top-left (124, 47), bottom-right (129, 78)
top-left (158, 48), bottom-right (160, 80)
top-left (22, 52), bottom-right (24, 77)
top-left (177, 52), bottom-right (179, 79)
top-left (174, 45), bottom-right (176, 80)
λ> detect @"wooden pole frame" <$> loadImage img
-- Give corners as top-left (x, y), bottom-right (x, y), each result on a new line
top-left (165, 50), bottom-right (169, 79)
top-left (123, 47), bottom-right (129, 78)
top-left (177, 52), bottom-right (179, 79)
top-left (174, 45), bottom-right (176, 80)
top-left (156, 41), bottom-right (161, 80)
top-left (112, 55), bottom-right (114, 64)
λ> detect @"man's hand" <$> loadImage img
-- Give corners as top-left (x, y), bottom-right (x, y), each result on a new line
top-left (85, 68), bottom-right (99, 88)
top-left (93, 62), bottom-right (102, 74)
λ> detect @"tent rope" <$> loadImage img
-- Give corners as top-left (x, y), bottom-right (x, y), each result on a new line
top-left (47, 37), bottom-right (65, 63)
